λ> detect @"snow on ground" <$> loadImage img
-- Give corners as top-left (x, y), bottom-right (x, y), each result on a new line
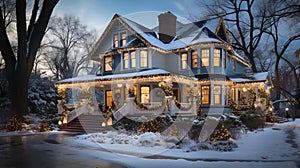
top-left (66, 119), bottom-right (300, 168)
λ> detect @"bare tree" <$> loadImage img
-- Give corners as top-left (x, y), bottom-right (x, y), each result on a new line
top-left (195, 0), bottom-right (273, 72)
top-left (0, 0), bottom-right (59, 119)
top-left (44, 15), bottom-right (96, 80)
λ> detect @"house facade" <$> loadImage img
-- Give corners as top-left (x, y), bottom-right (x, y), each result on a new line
top-left (56, 12), bottom-right (272, 124)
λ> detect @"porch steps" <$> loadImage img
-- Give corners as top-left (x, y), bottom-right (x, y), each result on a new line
top-left (60, 114), bottom-right (111, 133)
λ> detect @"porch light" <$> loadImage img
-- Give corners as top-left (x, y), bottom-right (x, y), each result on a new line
top-left (269, 107), bottom-right (273, 112)
top-left (58, 120), bottom-right (62, 125)
top-left (242, 87), bottom-right (247, 92)
top-left (285, 107), bottom-right (289, 112)
top-left (102, 122), bottom-right (106, 127)
top-left (117, 84), bottom-right (122, 88)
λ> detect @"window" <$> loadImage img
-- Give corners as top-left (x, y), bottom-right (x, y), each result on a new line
top-left (104, 56), bottom-right (112, 71)
top-left (113, 34), bottom-right (118, 48)
top-left (123, 52), bottom-right (129, 69)
top-left (120, 32), bottom-right (126, 47)
top-left (181, 52), bottom-right (188, 69)
top-left (130, 51), bottom-right (136, 68)
top-left (214, 85), bottom-right (221, 105)
top-left (191, 50), bottom-right (198, 68)
top-left (233, 60), bottom-right (236, 72)
top-left (105, 90), bottom-right (112, 107)
top-left (141, 86), bottom-right (150, 103)
top-left (201, 85), bottom-right (210, 105)
top-left (201, 49), bottom-right (210, 67)
top-left (140, 50), bottom-right (148, 68)
top-left (214, 48), bottom-right (221, 67)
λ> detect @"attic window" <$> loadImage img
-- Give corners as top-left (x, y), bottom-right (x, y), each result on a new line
top-left (113, 34), bottom-right (119, 48)
top-left (120, 32), bottom-right (127, 47)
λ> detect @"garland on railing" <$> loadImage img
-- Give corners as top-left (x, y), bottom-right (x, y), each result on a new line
top-left (133, 97), bottom-right (165, 111)
top-left (228, 88), bottom-right (256, 112)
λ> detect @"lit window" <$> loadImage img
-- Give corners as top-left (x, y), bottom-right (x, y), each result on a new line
top-left (214, 85), bottom-right (221, 105)
top-left (214, 48), bottom-right (221, 67)
top-left (120, 32), bottom-right (126, 47)
top-left (130, 51), bottom-right (136, 68)
top-left (113, 34), bottom-right (118, 48)
top-left (105, 90), bottom-right (112, 107)
top-left (104, 56), bottom-right (112, 71)
top-left (123, 52), bottom-right (129, 69)
top-left (191, 50), bottom-right (198, 68)
top-left (201, 49), bottom-right (210, 67)
top-left (141, 86), bottom-right (150, 103)
top-left (181, 52), bottom-right (188, 69)
top-left (140, 50), bottom-right (148, 68)
top-left (201, 85), bottom-right (210, 105)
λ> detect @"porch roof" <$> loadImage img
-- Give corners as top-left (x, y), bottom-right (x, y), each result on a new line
top-left (56, 69), bottom-right (173, 84)
top-left (229, 72), bottom-right (270, 83)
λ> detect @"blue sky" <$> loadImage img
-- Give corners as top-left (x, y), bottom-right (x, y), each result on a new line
top-left (53, 0), bottom-right (197, 32)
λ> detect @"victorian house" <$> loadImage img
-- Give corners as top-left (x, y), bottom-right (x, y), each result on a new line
top-left (56, 12), bottom-right (272, 128)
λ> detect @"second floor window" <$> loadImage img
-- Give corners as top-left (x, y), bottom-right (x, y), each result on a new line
top-left (191, 50), bottom-right (198, 68)
top-left (214, 48), bottom-right (221, 67)
top-left (140, 50), bottom-right (148, 68)
top-left (181, 52), bottom-right (188, 69)
top-left (130, 51), bottom-right (136, 68)
top-left (104, 56), bottom-right (112, 72)
top-left (123, 52), bottom-right (129, 69)
top-left (201, 49), bottom-right (210, 67)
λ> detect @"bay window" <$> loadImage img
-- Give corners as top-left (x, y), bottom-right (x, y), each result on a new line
top-left (213, 85), bottom-right (221, 105)
top-left (191, 50), bottom-right (198, 68)
top-left (201, 49), bottom-right (210, 67)
top-left (140, 50), bottom-right (148, 68)
top-left (214, 48), bottom-right (221, 67)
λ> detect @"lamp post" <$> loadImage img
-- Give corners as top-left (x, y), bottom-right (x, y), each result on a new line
top-left (285, 107), bottom-right (289, 120)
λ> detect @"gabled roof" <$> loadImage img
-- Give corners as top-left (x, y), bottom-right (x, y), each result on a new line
top-left (88, 12), bottom-right (249, 65)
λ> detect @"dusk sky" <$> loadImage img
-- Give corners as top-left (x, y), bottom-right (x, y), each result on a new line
top-left (53, 0), bottom-right (198, 32)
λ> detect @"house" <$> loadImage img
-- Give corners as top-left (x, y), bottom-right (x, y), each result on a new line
top-left (56, 12), bottom-right (272, 127)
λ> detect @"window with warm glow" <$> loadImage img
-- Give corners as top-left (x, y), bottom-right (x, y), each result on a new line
top-left (181, 52), bottom-right (188, 69)
top-left (140, 50), bottom-right (148, 68)
top-left (104, 56), bottom-right (112, 71)
top-left (214, 48), bottom-right (221, 67)
top-left (201, 85), bottom-right (210, 104)
top-left (113, 34), bottom-right (118, 48)
top-left (201, 49), bottom-right (210, 67)
top-left (191, 50), bottom-right (198, 68)
top-left (105, 90), bottom-right (112, 107)
top-left (141, 86), bottom-right (150, 103)
top-left (214, 85), bottom-right (221, 105)
top-left (130, 51), bottom-right (136, 68)
top-left (123, 52), bottom-right (128, 69)
top-left (120, 32), bottom-right (126, 47)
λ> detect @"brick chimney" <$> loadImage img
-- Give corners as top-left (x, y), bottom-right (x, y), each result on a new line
top-left (158, 12), bottom-right (177, 43)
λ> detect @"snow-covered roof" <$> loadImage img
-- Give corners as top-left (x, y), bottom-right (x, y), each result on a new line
top-left (119, 15), bottom-right (224, 51)
top-left (56, 69), bottom-right (171, 84)
top-left (230, 72), bottom-right (269, 83)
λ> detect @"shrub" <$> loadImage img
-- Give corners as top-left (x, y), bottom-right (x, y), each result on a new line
top-left (138, 119), bottom-right (164, 135)
top-left (6, 115), bottom-right (23, 131)
top-left (240, 113), bottom-right (265, 130)
top-left (39, 121), bottom-right (52, 132)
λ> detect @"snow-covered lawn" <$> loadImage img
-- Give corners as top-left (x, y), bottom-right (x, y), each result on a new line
top-left (66, 119), bottom-right (300, 168)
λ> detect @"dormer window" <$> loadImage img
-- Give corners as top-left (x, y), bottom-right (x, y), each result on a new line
top-left (104, 56), bottom-right (112, 72)
top-left (113, 32), bottom-right (127, 48)
top-left (201, 49), bottom-right (210, 67)
top-left (113, 34), bottom-right (119, 48)
top-left (180, 52), bottom-right (188, 70)
top-left (191, 50), bottom-right (198, 68)
top-left (214, 48), bottom-right (221, 67)
top-left (120, 32), bottom-right (127, 47)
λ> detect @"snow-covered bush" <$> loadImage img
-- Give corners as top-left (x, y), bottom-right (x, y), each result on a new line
top-left (240, 113), bottom-right (265, 131)
top-left (138, 119), bottom-right (164, 135)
